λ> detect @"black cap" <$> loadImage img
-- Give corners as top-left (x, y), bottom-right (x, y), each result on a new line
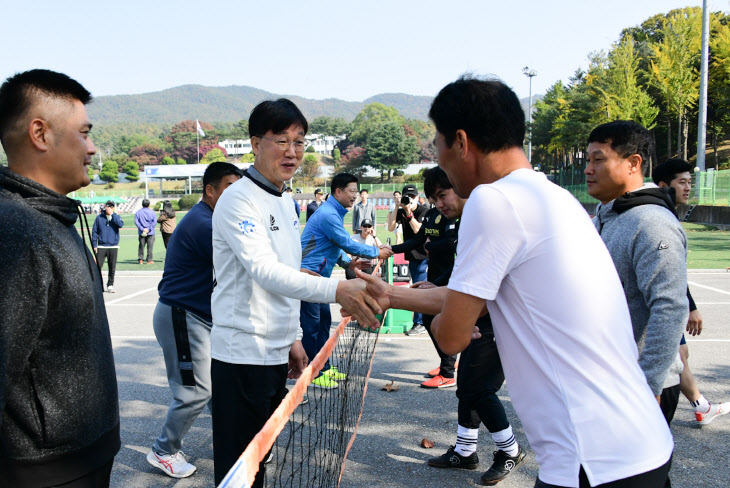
top-left (285, 186), bottom-right (293, 192)
top-left (314, 188), bottom-right (323, 195)
top-left (105, 200), bottom-right (115, 207)
top-left (402, 184), bottom-right (418, 197)
top-left (361, 218), bottom-right (373, 227)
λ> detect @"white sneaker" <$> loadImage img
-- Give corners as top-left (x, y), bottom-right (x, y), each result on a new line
top-left (146, 450), bottom-right (197, 478)
top-left (107, 285), bottom-right (115, 293)
top-left (695, 401), bottom-right (730, 426)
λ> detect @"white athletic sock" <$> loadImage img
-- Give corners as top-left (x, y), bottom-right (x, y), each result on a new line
top-left (691, 395), bottom-right (711, 412)
top-left (491, 425), bottom-right (519, 457)
top-left (454, 425), bottom-right (479, 457)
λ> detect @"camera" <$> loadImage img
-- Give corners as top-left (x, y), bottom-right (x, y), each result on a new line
top-left (401, 196), bottom-right (411, 205)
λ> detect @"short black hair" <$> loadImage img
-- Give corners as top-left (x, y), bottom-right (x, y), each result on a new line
top-left (142, 199), bottom-right (150, 207)
top-left (203, 162), bottom-right (242, 190)
top-left (331, 172), bottom-right (358, 195)
top-left (0, 69), bottom-right (92, 150)
top-left (423, 167), bottom-right (453, 199)
top-left (653, 158), bottom-right (693, 185)
top-left (587, 121), bottom-right (654, 177)
top-left (249, 98), bottom-right (308, 137)
top-left (360, 189), bottom-right (368, 195)
top-left (429, 75), bottom-right (525, 153)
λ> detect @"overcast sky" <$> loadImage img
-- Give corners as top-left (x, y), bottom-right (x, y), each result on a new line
top-left (0, 0), bottom-right (720, 102)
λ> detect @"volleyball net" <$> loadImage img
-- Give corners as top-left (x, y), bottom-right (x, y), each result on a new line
top-left (218, 264), bottom-right (385, 488)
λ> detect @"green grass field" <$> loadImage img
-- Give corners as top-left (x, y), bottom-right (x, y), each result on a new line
top-left (683, 223), bottom-right (730, 269)
top-left (78, 210), bottom-right (729, 271)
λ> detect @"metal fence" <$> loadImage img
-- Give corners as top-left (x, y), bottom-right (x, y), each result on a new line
top-left (551, 164), bottom-right (730, 206)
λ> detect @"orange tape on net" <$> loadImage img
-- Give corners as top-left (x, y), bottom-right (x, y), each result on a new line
top-left (218, 260), bottom-right (384, 488)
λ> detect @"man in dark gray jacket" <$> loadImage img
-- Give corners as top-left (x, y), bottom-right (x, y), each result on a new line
top-left (0, 69), bottom-right (120, 487)
top-left (585, 121), bottom-right (687, 425)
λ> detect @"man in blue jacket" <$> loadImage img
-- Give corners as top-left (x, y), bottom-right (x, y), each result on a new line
top-left (300, 172), bottom-right (392, 388)
top-left (135, 198), bottom-right (157, 263)
top-left (147, 162), bottom-right (242, 479)
top-left (92, 200), bottom-right (124, 293)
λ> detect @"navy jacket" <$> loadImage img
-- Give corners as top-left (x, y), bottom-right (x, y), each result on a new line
top-left (91, 213), bottom-right (124, 247)
top-left (158, 201), bottom-right (216, 322)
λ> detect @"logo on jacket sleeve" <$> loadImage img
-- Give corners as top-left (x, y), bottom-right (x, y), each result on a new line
top-left (657, 241), bottom-right (668, 250)
top-left (270, 215), bottom-right (279, 231)
top-left (239, 219), bottom-right (256, 234)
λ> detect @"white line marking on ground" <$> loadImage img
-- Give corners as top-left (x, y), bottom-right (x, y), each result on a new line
top-left (688, 281), bottom-right (730, 295)
top-left (112, 336), bottom-right (156, 340)
top-left (695, 302), bottom-right (730, 305)
top-left (105, 287), bottom-right (158, 305)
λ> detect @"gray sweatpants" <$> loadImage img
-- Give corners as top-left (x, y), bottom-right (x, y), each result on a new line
top-left (152, 301), bottom-right (212, 455)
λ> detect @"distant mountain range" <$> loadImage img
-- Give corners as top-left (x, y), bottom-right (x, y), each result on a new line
top-left (86, 84), bottom-right (539, 126)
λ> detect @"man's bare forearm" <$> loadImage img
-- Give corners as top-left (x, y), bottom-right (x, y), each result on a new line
top-left (389, 285), bottom-right (447, 315)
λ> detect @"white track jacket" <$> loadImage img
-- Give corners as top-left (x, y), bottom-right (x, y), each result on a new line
top-left (211, 171), bottom-right (338, 365)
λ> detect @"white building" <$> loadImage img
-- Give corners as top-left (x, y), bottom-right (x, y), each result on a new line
top-left (219, 134), bottom-right (346, 157)
top-left (219, 139), bottom-right (253, 156)
top-left (305, 134), bottom-right (346, 155)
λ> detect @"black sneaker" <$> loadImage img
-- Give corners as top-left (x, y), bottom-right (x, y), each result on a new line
top-left (405, 324), bottom-right (427, 336)
top-left (480, 448), bottom-right (525, 486)
top-left (427, 445), bottom-right (479, 470)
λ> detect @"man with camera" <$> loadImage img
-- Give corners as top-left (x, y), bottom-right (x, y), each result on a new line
top-left (387, 184), bottom-right (429, 335)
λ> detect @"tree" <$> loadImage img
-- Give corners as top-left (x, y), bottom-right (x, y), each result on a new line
top-left (707, 16), bottom-right (730, 167)
top-left (309, 116), bottom-right (351, 136)
top-left (129, 144), bottom-right (166, 166)
top-left (365, 120), bottom-right (419, 182)
top-left (176, 157), bottom-right (187, 165)
top-left (300, 154), bottom-right (320, 179)
top-left (350, 103), bottom-right (405, 145)
top-left (167, 119), bottom-right (219, 163)
top-left (600, 35), bottom-right (659, 129)
top-left (531, 81), bottom-right (568, 172)
top-left (99, 161), bottom-right (119, 182)
top-left (123, 161), bottom-right (140, 181)
top-left (306, 145), bottom-right (316, 153)
top-left (161, 156), bottom-right (175, 165)
top-left (200, 148), bottom-right (226, 164)
top-left (648, 7), bottom-right (702, 160)
top-left (332, 148), bottom-right (341, 161)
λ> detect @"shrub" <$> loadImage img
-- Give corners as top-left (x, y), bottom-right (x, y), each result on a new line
top-left (105, 182), bottom-right (115, 189)
top-left (178, 194), bottom-right (200, 209)
top-left (393, 169), bottom-right (405, 176)
top-left (306, 145), bottom-right (316, 153)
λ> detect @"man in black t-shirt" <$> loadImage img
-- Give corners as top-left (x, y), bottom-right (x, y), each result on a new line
top-left (391, 177), bottom-right (458, 386)
top-left (387, 183), bottom-right (429, 335)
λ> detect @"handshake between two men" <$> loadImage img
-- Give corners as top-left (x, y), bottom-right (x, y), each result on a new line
top-left (337, 265), bottom-right (484, 354)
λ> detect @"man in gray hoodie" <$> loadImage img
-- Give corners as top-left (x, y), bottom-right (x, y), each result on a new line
top-left (585, 120), bottom-right (687, 425)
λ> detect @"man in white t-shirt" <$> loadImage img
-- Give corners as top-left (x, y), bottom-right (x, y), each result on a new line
top-left (355, 77), bottom-right (673, 488)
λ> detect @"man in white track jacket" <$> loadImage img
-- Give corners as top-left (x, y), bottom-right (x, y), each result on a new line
top-left (210, 98), bottom-right (381, 488)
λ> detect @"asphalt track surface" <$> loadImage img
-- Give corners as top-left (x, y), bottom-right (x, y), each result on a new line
top-left (107, 270), bottom-right (730, 488)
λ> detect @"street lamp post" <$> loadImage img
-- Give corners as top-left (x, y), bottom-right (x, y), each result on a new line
top-left (523, 67), bottom-right (537, 163)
